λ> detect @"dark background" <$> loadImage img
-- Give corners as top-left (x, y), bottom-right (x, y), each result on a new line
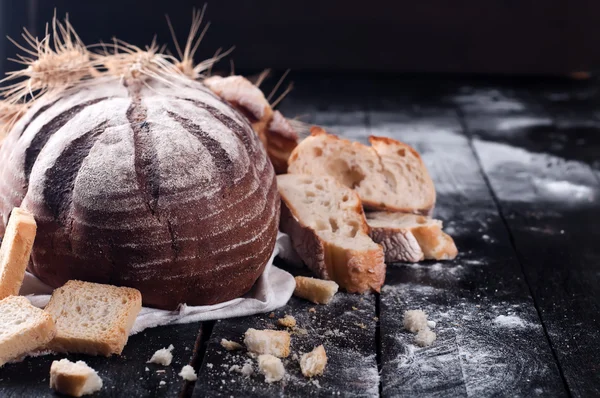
top-left (1, 0), bottom-right (600, 79)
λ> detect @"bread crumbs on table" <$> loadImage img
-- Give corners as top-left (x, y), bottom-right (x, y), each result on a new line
top-left (308, 307), bottom-right (316, 313)
top-left (356, 322), bottom-right (367, 329)
top-left (352, 306), bottom-right (358, 310)
top-left (268, 312), bottom-right (275, 318)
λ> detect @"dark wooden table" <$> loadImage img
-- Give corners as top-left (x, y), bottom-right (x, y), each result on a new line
top-left (1, 74), bottom-right (599, 397)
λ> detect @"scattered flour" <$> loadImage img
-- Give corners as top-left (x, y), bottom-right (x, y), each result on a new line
top-left (492, 315), bottom-right (527, 329)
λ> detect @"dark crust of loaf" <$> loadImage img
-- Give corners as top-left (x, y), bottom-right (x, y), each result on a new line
top-left (279, 201), bottom-right (328, 279)
top-left (0, 78), bottom-right (280, 310)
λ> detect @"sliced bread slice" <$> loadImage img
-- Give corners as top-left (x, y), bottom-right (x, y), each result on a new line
top-left (366, 212), bottom-right (458, 262)
top-left (277, 174), bottom-right (385, 293)
top-left (0, 295), bottom-right (56, 367)
top-left (287, 127), bottom-right (436, 214)
top-left (44, 280), bottom-right (142, 356)
top-left (0, 207), bottom-right (37, 299)
top-left (50, 358), bottom-right (103, 397)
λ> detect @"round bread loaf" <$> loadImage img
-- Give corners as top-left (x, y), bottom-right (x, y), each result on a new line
top-left (0, 76), bottom-right (280, 310)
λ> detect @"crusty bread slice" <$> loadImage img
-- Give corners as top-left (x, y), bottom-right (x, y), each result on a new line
top-left (366, 212), bottom-right (458, 262)
top-left (277, 174), bottom-right (385, 293)
top-left (287, 127), bottom-right (436, 214)
top-left (0, 207), bottom-right (37, 299)
top-left (44, 280), bottom-right (142, 356)
top-left (50, 358), bottom-right (103, 397)
top-left (0, 295), bottom-right (56, 367)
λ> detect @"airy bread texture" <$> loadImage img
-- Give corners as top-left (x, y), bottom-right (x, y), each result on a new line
top-left (293, 276), bottom-right (339, 304)
top-left (367, 212), bottom-right (457, 262)
top-left (278, 174), bottom-right (386, 293)
top-left (0, 207), bottom-right (37, 299)
top-left (44, 280), bottom-right (142, 356)
top-left (50, 358), bottom-right (103, 397)
top-left (288, 127), bottom-right (436, 214)
top-left (0, 295), bottom-right (56, 367)
top-left (300, 345), bottom-right (328, 377)
top-left (244, 328), bottom-right (291, 358)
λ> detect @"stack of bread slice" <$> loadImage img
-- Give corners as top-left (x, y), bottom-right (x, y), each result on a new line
top-left (279, 127), bottom-right (457, 294)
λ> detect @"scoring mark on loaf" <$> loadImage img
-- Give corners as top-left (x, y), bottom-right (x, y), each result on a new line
top-left (24, 98), bottom-right (109, 182)
top-left (17, 98), bottom-right (60, 138)
top-left (126, 95), bottom-right (161, 217)
top-left (42, 120), bottom-right (110, 221)
top-left (166, 111), bottom-right (235, 179)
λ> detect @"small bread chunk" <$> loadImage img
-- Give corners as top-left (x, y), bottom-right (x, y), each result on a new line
top-left (50, 359), bottom-right (102, 397)
top-left (278, 174), bottom-right (386, 293)
top-left (288, 127), bottom-right (436, 214)
top-left (44, 280), bottom-right (142, 356)
top-left (0, 295), bottom-right (56, 367)
top-left (367, 212), bottom-right (457, 262)
top-left (0, 207), bottom-right (37, 300)
top-left (403, 310), bottom-right (428, 333)
top-left (220, 339), bottom-right (243, 351)
top-left (148, 344), bottom-right (174, 366)
top-left (294, 276), bottom-right (339, 304)
top-left (178, 365), bottom-right (198, 381)
top-left (300, 345), bottom-right (328, 377)
top-left (244, 328), bottom-right (291, 358)
top-left (415, 328), bottom-right (437, 347)
top-left (258, 354), bottom-right (285, 383)
top-left (277, 315), bottom-right (297, 328)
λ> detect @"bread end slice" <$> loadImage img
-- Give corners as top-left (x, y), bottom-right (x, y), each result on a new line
top-left (44, 280), bottom-right (142, 356)
top-left (367, 212), bottom-right (457, 262)
top-left (0, 295), bottom-right (56, 367)
top-left (0, 207), bottom-right (37, 300)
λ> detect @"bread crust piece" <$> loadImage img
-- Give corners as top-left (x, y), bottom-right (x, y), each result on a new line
top-left (0, 295), bottom-right (56, 367)
top-left (278, 175), bottom-right (386, 293)
top-left (0, 207), bottom-right (37, 299)
top-left (367, 212), bottom-right (457, 262)
top-left (44, 280), bottom-right (142, 356)
top-left (288, 127), bottom-right (435, 214)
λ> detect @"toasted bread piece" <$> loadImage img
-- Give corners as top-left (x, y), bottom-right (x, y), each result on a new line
top-left (293, 276), bottom-right (338, 304)
top-left (276, 315), bottom-right (297, 328)
top-left (44, 280), bottom-right (142, 356)
top-left (288, 127), bottom-right (436, 214)
top-left (0, 295), bottom-right (56, 367)
top-left (367, 212), bottom-right (457, 262)
top-left (277, 174), bottom-right (385, 293)
top-left (50, 358), bottom-right (103, 397)
top-left (300, 345), bottom-right (328, 377)
top-left (244, 328), bottom-right (291, 358)
top-left (203, 76), bottom-right (298, 174)
top-left (0, 207), bottom-right (37, 299)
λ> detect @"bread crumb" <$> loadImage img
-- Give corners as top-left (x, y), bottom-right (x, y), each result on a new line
top-left (156, 370), bottom-right (166, 374)
top-left (427, 320), bottom-right (436, 329)
top-left (355, 323), bottom-right (367, 329)
top-left (206, 363), bottom-right (214, 369)
top-left (277, 315), bottom-right (297, 328)
top-left (220, 339), bottom-right (243, 351)
top-left (145, 367), bottom-right (149, 372)
top-left (415, 328), bottom-right (437, 347)
top-left (179, 365), bottom-right (197, 381)
top-left (293, 276), bottom-right (339, 304)
top-left (308, 307), bottom-right (316, 313)
top-left (148, 345), bottom-right (174, 366)
top-left (50, 359), bottom-right (103, 397)
top-left (159, 381), bottom-right (166, 386)
top-left (403, 310), bottom-right (428, 333)
top-left (258, 354), bottom-right (285, 383)
top-left (300, 345), bottom-right (328, 377)
top-left (352, 306), bottom-right (358, 311)
top-left (268, 312), bottom-right (275, 318)
top-left (229, 365), bottom-right (241, 373)
top-left (244, 328), bottom-right (291, 357)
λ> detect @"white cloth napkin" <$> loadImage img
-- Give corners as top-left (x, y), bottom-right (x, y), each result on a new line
top-left (22, 232), bottom-right (300, 335)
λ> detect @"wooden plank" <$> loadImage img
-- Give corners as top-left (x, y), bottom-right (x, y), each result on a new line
top-left (0, 322), bottom-right (202, 397)
top-left (367, 85), bottom-right (567, 397)
top-left (460, 85), bottom-right (600, 397)
top-left (192, 294), bottom-right (378, 397)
